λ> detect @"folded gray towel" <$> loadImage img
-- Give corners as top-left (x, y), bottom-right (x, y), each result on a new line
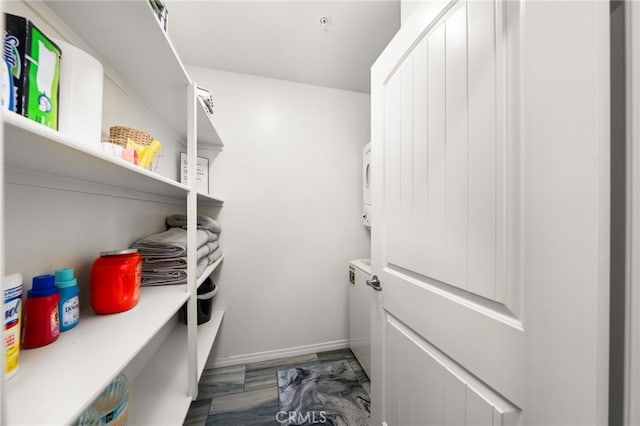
top-left (166, 215), bottom-right (222, 233)
top-left (197, 241), bottom-right (220, 259)
top-left (141, 257), bottom-right (187, 271)
top-left (132, 228), bottom-right (215, 259)
top-left (142, 240), bottom-right (216, 270)
top-left (135, 226), bottom-right (221, 286)
top-left (141, 256), bottom-right (211, 286)
top-left (141, 269), bottom-right (187, 286)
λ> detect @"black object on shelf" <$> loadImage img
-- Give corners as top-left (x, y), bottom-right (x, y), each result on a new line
top-left (180, 277), bottom-right (217, 325)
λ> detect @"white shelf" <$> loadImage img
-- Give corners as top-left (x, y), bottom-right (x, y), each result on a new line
top-left (197, 97), bottom-right (224, 149)
top-left (197, 255), bottom-right (225, 288)
top-left (45, 0), bottom-right (191, 136)
top-left (197, 311), bottom-right (225, 380)
top-left (198, 192), bottom-right (225, 207)
top-left (128, 323), bottom-right (192, 425)
top-left (5, 285), bottom-right (189, 425)
top-left (4, 112), bottom-right (189, 201)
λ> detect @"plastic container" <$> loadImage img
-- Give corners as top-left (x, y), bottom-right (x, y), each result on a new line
top-left (55, 268), bottom-right (79, 332)
top-left (197, 278), bottom-right (217, 325)
top-left (3, 273), bottom-right (22, 378)
top-left (82, 373), bottom-right (130, 425)
top-left (181, 277), bottom-right (217, 325)
top-left (74, 405), bottom-right (100, 426)
top-left (22, 274), bottom-right (60, 349)
top-left (90, 249), bottom-right (141, 314)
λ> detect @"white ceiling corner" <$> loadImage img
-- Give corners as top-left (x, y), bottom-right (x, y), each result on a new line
top-left (165, 0), bottom-right (401, 93)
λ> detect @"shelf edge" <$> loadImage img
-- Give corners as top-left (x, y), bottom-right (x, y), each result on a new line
top-left (197, 192), bottom-right (225, 207)
top-left (196, 311), bottom-right (225, 381)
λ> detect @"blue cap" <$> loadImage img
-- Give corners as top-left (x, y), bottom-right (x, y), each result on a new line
top-left (28, 275), bottom-right (58, 298)
top-left (54, 268), bottom-right (77, 288)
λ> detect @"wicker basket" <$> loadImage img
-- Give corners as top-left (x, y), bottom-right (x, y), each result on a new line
top-left (108, 126), bottom-right (153, 148)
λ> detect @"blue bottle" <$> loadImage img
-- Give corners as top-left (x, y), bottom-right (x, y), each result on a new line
top-left (54, 268), bottom-right (79, 332)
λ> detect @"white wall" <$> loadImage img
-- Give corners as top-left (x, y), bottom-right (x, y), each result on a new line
top-left (186, 67), bottom-right (371, 365)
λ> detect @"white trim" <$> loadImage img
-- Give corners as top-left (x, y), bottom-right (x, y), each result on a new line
top-left (207, 339), bottom-right (350, 369)
top-left (186, 82), bottom-right (198, 398)
top-left (626, 2), bottom-right (640, 425)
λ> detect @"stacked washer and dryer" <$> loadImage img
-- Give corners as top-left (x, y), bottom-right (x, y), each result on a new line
top-left (348, 142), bottom-right (372, 377)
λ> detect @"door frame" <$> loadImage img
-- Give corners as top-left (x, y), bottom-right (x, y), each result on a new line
top-left (626, 1), bottom-right (640, 424)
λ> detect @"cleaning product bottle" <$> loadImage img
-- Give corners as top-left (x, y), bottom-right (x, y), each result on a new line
top-left (3, 273), bottom-right (22, 378)
top-left (22, 274), bottom-right (60, 349)
top-left (54, 268), bottom-right (79, 332)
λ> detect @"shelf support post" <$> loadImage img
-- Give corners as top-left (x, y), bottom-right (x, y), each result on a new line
top-left (186, 81), bottom-right (199, 399)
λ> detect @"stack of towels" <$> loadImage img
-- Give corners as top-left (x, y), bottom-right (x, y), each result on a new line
top-left (131, 215), bottom-right (223, 286)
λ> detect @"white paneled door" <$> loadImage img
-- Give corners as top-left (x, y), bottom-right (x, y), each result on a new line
top-left (370, 1), bottom-right (610, 425)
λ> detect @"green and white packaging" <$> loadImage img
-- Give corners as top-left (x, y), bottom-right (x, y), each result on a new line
top-left (3, 13), bottom-right (60, 130)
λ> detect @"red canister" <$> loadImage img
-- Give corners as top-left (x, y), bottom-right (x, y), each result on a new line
top-left (22, 275), bottom-right (60, 349)
top-left (90, 249), bottom-right (142, 314)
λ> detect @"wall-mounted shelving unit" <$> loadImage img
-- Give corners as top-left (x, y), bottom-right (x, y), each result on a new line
top-left (1, 1), bottom-right (227, 424)
top-left (6, 286), bottom-right (189, 425)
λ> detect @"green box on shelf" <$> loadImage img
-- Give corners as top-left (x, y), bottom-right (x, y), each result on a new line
top-left (3, 13), bottom-right (60, 130)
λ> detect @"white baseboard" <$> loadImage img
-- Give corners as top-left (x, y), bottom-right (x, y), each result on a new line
top-left (208, 339), bottom-right (350, 369)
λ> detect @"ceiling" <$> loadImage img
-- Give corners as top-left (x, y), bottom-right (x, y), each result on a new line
top-left (165, 1), bottom-right (401, 93)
